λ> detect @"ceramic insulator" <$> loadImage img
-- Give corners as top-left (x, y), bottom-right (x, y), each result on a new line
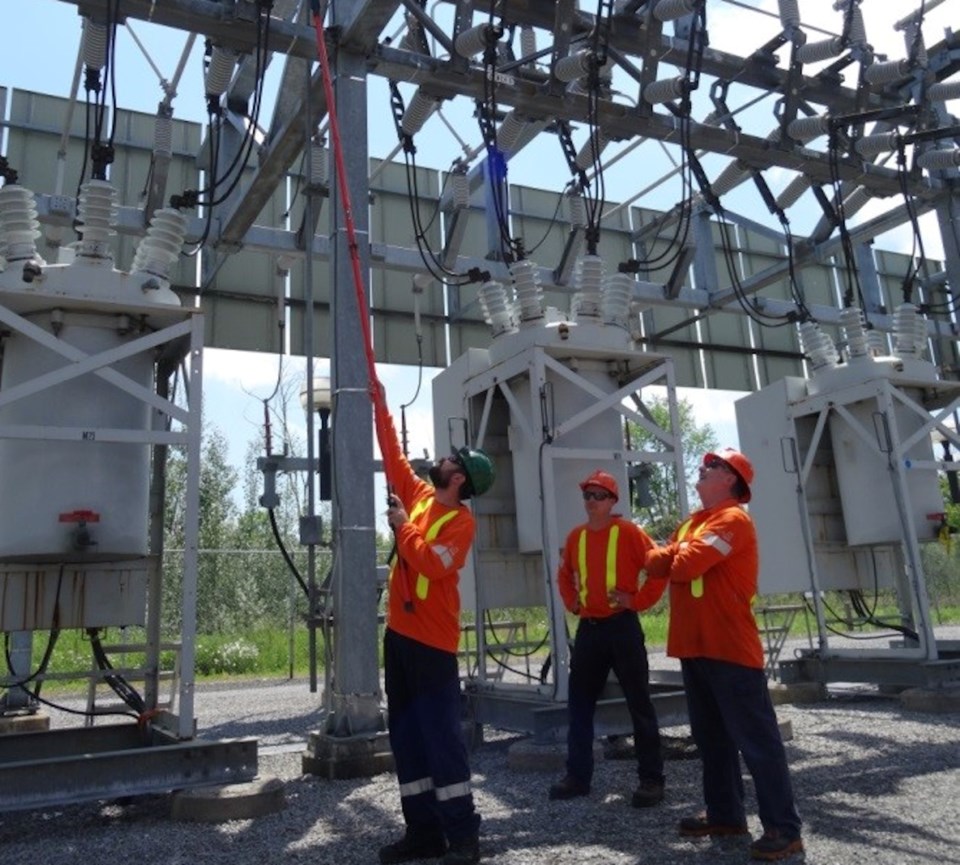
top-left (777, 175), bottom-right (812, 210)
top-left (799, 321), bottom-right (839, 369)
top-left (510, 259), bottom-right (544, 322)
top-left (840, 306), bottom-right (868, 358)
top-left (778, 0), bottom-right (800, 30)
top-left (643, 76), bottom-right (687, 105)
top-left (864, 59), bottom-right (910, 86)
top-left (81, 20), bottom-right (108, 70)
top-left (654, 0), bottom-right (699, 22)
top-left (131, 208), bottom-right (187, 279)
top-left (797, 37), bottom-right (844, 64)
top-left (401, 89), bottom-right (438, 136)
top-left (205, 47), bottom-right (237, 97)
top-left (479, 279), bottom-right (515, 336)
top-left (602, 271), bottom-right (633, 328)
top-left (572, 254), bottom-right (604, 319)
top-left (75, 179), bottom-right (117, 259)
top-left (0, 185), bottom-right (41, 262)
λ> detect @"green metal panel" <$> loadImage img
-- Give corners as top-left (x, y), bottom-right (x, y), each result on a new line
top-left (701, 311), bottom-right (754, 391)
top-left (369, 159), bottom-right (447, 366)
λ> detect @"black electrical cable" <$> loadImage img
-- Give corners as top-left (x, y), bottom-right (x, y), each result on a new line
top-left (88, 628), bottom-right (147, 715)
top-left (269, 507), bottom-right (310, 598)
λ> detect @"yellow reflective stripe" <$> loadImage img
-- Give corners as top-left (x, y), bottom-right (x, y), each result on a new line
top-left (577, 526), bottom-right (620, 608)
top-left (605, 525), bottom-right (619, 596)
top-left (415, 507), bottom-right (459, 600)
top-left (577, 530), bottom-right (589, 608)
top-left (677, 518), bottom-right (704, 598)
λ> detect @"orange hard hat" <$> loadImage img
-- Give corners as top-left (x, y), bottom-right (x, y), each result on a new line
top-left (579, 470), bottom-right (619, 501)
top-left (705, 448), bottom-right (754, 502)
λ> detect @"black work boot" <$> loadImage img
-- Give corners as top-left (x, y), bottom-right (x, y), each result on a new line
top-left (378, 830), bottom-right (447, 864)
top-left (442, 834), bottom-right (480, 865)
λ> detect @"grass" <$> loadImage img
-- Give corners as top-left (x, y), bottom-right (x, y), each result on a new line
top-left (22, 596), bottom-right (960, 693)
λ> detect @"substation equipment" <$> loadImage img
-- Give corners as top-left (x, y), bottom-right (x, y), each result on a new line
top-left (0, 181), bottom-right (256, 811)
top-left (737, 307), bottom-right (960, 688)
top-left (433, 257), bottom-right (691, 739)
top-left (2, 0), bottom-right (960, 783)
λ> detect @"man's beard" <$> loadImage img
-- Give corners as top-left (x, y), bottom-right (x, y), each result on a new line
top-left (428, 464), bottom-right (452, 489)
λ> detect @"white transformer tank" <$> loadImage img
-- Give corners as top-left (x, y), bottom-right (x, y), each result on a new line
top-left (0, 315), bottom-right (154, 561)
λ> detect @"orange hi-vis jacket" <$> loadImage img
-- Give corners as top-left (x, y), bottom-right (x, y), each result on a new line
top-left (645, 498), bottom-right (764, 669)
top-left (557, 517), bottom-right (664, 618)
top-left (374, 402), bottom-right (475, 654)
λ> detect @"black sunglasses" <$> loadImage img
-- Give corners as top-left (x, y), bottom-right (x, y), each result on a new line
top-left (704, 456), bottom-right (730, 470)
top-left (582, 490), bottom-right (613, 501)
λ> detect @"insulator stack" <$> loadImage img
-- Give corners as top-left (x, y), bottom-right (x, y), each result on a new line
top-left (0, 185), bottom-right (41, 263)
top-left (204, 46), bottom-right (237, 97)
top-left (153, 114), bottom-right (173, 159)
top-left (455, 23), bottom-right (496, 59)
top-left (866, 328), bottom-right (887, 357)
top-left (929, 81), bottom-right (960, 102)
top-left (309, 141), bottom-right (327, 186)
top-left (894, 302), bottom-right (927, 357)
top-left (554, 51), bottom-right (593, 83)
top-left (799, 321), bottom-right (839, 370)
top-left (840, 306), bottom-right (868, 358)
top-left (778, 0), bottom-right (801, 31)
top-left (777, 175), bottom-right (813, 210)
top-left (131, 208), bottom-right (187, 280)
top-left (478, 279), bottom-right (515, 336)
top-left (917, 149), bottom-right (960, 171)
top-left (519, 26), bottom-right (536, 64)
top-left (75, 179), bottom-right (117, 260)
top-left (654, 0), bottom-right (699, 22)
top-left (712, 160), bottom-right (750, 198)
top-left (842, 186), bottom-right (871, 217)
top-left (643, 76), bottom-right (687, 105)
top-left (846, 6), bottom-right (867, 46)
top-left (576, 130), bottom-right (609, 171)
top-left (602, 271), bottom-right (634, 328)
top-left (510, 259), bottom-right (544, 322)
top-left (401, 89), bottom-right (438, 136)
top-left (864, 59), bottom-right (910, 86)
top-left (81, 19), bottom-right (108, 70)
top-left (787, 115), bottom-right (830, 144)
top-left (449, 172), bottom-right (470, 210)
top-left (571, 254), bottom-right (604, 319)
top-left (567, 194), bottom-right (586, 229)
top-left (497, 111), bottom-right (529, 155)
top-left (855, 132), bottom-right (900, 159)
top-left (796, 37), bottom-right (844, 64)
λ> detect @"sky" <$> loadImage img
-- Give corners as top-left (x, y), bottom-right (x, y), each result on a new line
top-left (1, 0), bottom-right (955, 495)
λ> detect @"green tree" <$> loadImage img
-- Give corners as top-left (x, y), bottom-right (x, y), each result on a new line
top-left (162, 424), bottom-right (239, 633)
top-left (626, 395), bottom-right (718, 540)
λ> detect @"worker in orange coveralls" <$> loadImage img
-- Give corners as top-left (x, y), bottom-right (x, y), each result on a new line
top-left (548, 469), bottom-right (667, 808)
top-left (646, 448), bottom-right (803, 862)
top-left (370, 382), bottom-right (495, 865)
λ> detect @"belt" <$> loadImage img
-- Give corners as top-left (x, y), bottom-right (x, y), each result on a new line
top-left (580, 610), bottom-right (629, 625)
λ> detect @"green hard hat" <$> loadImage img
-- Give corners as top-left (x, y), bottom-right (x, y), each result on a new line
top-left (455, 447), bottom-right (495, 498)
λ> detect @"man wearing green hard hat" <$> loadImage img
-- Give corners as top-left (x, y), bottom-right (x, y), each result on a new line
top-left (370, 380), bottom-right (494, 865)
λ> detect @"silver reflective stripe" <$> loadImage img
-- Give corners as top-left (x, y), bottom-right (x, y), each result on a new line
top-left (702, 533), bottom-right (732, 556)
top-left (399, 777), bottom-right (435, 797)
top-left (432, 543), bottom-right (454, 568)
top-left (435, 780), bottom-right (472, 801)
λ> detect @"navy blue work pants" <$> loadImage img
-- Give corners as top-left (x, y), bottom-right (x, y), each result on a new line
top-left (681, 657), bottom-right (802, 837)
top-left (566, 610), bottom-right (664, 785)
top-left (384, 628), bottom-right (480, 844)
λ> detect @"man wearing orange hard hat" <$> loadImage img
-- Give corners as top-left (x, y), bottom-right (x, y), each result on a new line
top-left (549, 469), bottom-right (667, 808)
top-left (645, 448), bottom-right (803, 862)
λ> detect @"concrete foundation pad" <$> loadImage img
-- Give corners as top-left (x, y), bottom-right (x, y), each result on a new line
top-left (899, 684), bottom-right (960, 713)
top-left (302, 729), bottom-right (394, 780)
top-left (769, 681), bottom-right (828, 705)
top-left (171, 776), bottom-right (285, 823)
top-left (0, 712), bottom-right (50, 735)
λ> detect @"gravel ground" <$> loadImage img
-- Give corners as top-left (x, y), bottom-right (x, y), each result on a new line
top-left (0, 645), bottom-right (957, 865)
